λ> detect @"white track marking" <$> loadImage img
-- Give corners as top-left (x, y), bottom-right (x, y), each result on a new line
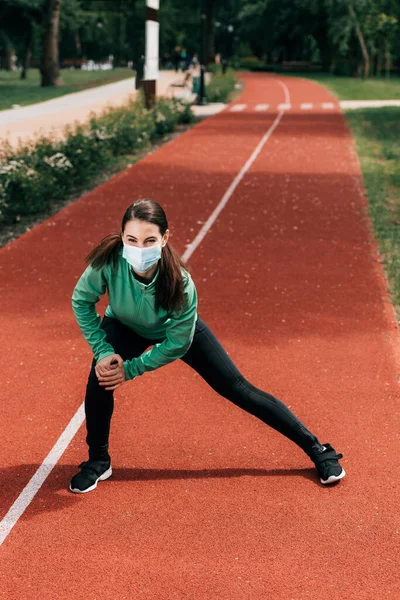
top-left (0, 404), bottom-right (85, 545)
top-left (276, 79), bottom-right (290, 104)
top-left (0, 77), bottom-right (291, 547)
top-left (322, 102), bottom-right (335, 109)
top-left (277, 103), bottom-right (292, 111)
top-left (230, 104), bottom-right (246, 112)
top-left (255, 104), bottom-right (269, 111)
top-left (183, 79), bottom-right (290, 262)
top-left (300, 103), bottom-right (313, 110)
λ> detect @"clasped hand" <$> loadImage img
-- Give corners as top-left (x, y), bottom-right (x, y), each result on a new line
top-left (95, 354), bottom-right (126, 391)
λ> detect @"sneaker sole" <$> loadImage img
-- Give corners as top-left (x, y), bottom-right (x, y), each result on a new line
top-left (69, 465), bottom-right (112, 494)
top-left (320, 468), bottom-right (346, 485)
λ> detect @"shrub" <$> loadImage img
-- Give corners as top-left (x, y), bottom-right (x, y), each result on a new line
top-left (205, 68), bottom-right (237, 103)
top-left (150, 97), bottom-right (180, 137)
top-left (0, 96), bottom-right (194, 226)
top-left (238, 57), bottom-right (265, 70)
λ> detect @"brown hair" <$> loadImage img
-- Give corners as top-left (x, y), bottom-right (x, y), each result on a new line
top-left (85, 199), bottom-right (189, 313)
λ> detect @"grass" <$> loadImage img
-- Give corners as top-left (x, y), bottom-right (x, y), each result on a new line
top-left (344, 108), bottom-right (400, 318)
top-left (288, 72), bottom-right (400, 318)
top-left (0, 68), bottom-right (134, 111)
top-left (287, 72), bottom-right (400, 100)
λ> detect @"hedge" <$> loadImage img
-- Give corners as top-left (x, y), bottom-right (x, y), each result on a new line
top-left (205, 68), bottom-right (237, 103)
top-left (0, 93), bottom-right (194, 225)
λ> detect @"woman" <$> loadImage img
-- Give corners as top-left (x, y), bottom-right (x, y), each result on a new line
top-left (70, 199), bottom-right (346, 494)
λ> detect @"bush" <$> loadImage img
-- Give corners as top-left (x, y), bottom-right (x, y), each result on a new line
top-left (0, 95), bottom-right (194, 225)
top-left (149, 97), bottom-right (180, 137)
top-left (205, 68), bottom-right (237, 103)
top-left (248, 64), bottom-right (277, 72)
top-left (238, 57), bottom-right (265, 70)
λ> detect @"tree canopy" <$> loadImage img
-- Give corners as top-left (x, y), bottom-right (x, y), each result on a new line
top-left (0, 0), bottom-right (399, 79)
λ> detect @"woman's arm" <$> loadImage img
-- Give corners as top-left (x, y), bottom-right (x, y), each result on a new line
top-left (123, 277), bottom-right (198, 380)
top-left (71, 264), bottom-right (115, 362)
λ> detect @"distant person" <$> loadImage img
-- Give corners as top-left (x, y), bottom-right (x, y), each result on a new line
top-left (191, 53), bottom-right (199, 69)
top-left (162, 52), bottom-right (172, 69)
top-left (185, 52), bottom-right (193, 71)
top-left (69, 198), bottom-right (346, 494)
top-left (172, 46), bottom-right (181, 72)
top-left (181, 48), bottom-right (187, 71)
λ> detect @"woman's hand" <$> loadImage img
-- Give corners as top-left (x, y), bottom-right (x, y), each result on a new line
top-left (95, 354), bottom-right (126, 391)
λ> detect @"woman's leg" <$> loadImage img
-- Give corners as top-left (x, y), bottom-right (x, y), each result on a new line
top-left (181, 317), bottom-right (323, 455)
top-left (84, 317), bottom-right (151, 461)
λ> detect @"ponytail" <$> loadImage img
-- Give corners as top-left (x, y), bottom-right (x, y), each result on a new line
top-left (156, 243), bottom-right (188, 314)
top-left (85, 232), bottom-right (123, 269)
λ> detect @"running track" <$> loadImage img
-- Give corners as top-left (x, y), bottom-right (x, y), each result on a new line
top-left (1, 73), bottom-right (399, 599)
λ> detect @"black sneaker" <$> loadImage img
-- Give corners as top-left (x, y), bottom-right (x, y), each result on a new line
top-left (69, 458), bottom-right (112, 494)
top-left (310, 443), bottom-right (346, 485)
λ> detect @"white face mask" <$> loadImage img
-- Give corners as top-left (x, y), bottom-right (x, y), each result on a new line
top-left (122, 242), bottom-right (163, 273)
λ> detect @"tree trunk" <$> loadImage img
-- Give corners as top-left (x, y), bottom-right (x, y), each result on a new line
top-left (4, 35), bottom-right (15, 71)
top-left (21, 25), bottom-right (33, 80)
top-left (377, 49), bottom-right (382, 77)
top-left (41, 0), bottom-right (63, 87)
top-left (204, 0), bottom-right (215, 64)
top-left (384, 40), bottom-right (391, 79)
top-left (348, 1), bottom-right (369, 78)
top-left (74, 30), bottom-right (82, 59)
top-left (128, 0), bottom-right (145, 89)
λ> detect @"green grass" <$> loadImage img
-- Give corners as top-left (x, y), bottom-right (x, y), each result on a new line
top-left (287, 72), bottom-right (400, 100)
top-left (0, 68), bottom-right (134, 111)
top-left (344, 108), bottom-right (400, 317)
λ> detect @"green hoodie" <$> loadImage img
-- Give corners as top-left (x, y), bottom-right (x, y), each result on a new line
top-left (71, 249), bottom-right (198, 380)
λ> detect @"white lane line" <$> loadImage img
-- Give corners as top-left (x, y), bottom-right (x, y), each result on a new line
top-left (322, 102), bottom-right (335, 109)
top-left (0, 77), bottom-right (291, 547)
top-left (230, 104), bottom-right (246, 112)
top-left (0, 404), bottom-right (85, 546)
top-left (300, 103), bottom-right (313, 110)
top-left (276, 79), bottom-right (291, 104)
top-left (184, 82), bottom-right (290, 261)
top-left (277, 103), bottom-right (292, 111)
top-left (255, 104), bottom-right (269, 111)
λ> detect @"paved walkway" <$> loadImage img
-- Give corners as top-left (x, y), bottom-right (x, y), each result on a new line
top-left (0, 71), bottom-right (188, 148)
top-left (340, 99), bottom-right (400, 109)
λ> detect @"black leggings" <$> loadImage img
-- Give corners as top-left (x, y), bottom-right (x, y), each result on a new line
top-left (84, 316), bottom-right (322, 461)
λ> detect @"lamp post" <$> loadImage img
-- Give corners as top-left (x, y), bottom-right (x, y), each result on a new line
top-left (197, 0), bottom-right (207, 105)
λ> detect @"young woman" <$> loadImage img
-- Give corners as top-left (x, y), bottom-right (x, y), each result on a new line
top-left (70, 198), bottom-right (346, 493)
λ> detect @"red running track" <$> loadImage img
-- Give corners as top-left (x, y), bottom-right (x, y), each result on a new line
top-left (0, 73), bottom-right (399, 599)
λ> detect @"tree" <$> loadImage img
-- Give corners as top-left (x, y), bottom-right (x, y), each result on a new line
top-left (41, 0), bottom-right (62, 86)
top-left (347, 0), bottom-right (370, 77)
top-left (0, 0), bottom-right (42, 76)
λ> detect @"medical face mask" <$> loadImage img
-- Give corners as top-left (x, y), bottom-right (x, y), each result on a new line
top-left (122, 242), bottom-right (162, 273)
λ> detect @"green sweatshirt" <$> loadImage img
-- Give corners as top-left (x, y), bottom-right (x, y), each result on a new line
top-left (71, 249), bottom-right (198, 380)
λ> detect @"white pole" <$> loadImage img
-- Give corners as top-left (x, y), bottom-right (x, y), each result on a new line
top-left (145, 0), bottom-right (159, 82)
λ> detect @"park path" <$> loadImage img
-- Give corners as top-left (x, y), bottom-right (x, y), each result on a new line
top-left (0, 72), bottom-right (399, 599)
top-left (0, 70), bottom-right (185, 148)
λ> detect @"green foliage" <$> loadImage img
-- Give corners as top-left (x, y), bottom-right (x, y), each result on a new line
top-left (205, 68), bottom-right (237, 102)
top-left (288, 72), bottom-right (400, 99)
top-left (345, 107), bottom-right (400, 313)
top-left (235, 0), bottom-right (400, 76)
top-left (2, 0), bottom-right (400, 84)
top-left (0, 95), bottom-right (193, 224)
top-left (150, 97), bottom-right (180, 136)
